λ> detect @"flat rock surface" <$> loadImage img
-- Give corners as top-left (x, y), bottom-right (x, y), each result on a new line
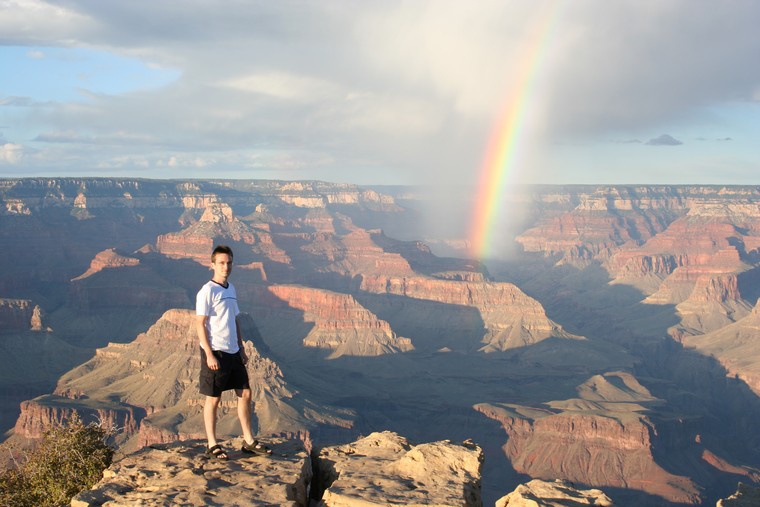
top-left (495, 479), bottom-right (613, 507)
top-left (71, 437), bottom-right (310, 506)
top-left (313, 431), bottom-right (482, 507)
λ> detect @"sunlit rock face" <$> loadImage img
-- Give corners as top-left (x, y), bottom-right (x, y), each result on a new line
top-left (71, 437), bottom-right (313, 507)
top-left (495, 479), bottom-right (613, 507)
top-left (312, 431), bottom-right (483, 507)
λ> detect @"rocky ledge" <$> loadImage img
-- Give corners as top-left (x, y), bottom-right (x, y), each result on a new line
top-left (60, 430), bottom-right (760, 506)
top-left (71, 431), bottom-right (484, 507)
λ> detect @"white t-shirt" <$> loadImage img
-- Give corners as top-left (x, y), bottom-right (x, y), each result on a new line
top-left (196, 280), bottom-right (240, 354)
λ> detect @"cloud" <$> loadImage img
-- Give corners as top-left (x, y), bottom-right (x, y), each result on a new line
top-left (0, 1), bottom-right (758, 184)
top-left (0, 96), bottom-right (38, 107)
top-left (1, 144), bottom-right (25, 164)
top-left (220, 71), bottom-right (340, 102)
top-left (646, 134), bottom-right (683, 146)
top-left (33, 130), bottom-right (156, 146)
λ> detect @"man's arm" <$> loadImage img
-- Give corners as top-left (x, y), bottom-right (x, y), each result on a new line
top-left (196, 315), bottom-right (220, 370)
top-left (236, 316), bottom-right (248, 364)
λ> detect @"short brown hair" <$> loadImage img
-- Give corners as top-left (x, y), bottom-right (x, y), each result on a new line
top-left (211, 245), bottom-right (234, 262)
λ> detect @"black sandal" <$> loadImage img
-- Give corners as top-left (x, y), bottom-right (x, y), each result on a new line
top-left (206, 444), bottom-right (228, 460)
top-left (241, 439), bottom-right (272, 456)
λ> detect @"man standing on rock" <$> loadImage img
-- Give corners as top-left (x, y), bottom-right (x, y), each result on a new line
top-left (196, 244), bottom-right (271, 459)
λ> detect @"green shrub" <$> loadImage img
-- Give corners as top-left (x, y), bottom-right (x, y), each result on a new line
top-left (0, 414), bottom-right (115, 507)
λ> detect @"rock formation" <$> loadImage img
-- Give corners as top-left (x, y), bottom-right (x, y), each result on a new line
top-left (2, 179), bottom-right (760, 505)
top-left (682, 299), bottom-right (760, 396)
top-left (15, 309), bottom-right (353, 451)
top-left (495, 479), bottom-right (613, 507)
top-left (516, 186), bottom-right (685, 264)
top-left (261, 284), bottom-right (413, 358)
top-left (718, 482), bottom-right (760, 507)
top-left (71, 437), bottom-right (312, 507)
top-left (0, 299), bottom-right (44, 333)
top-left (475, 371), bottom-right (702, 504)
top-left (358, 275), bottom-right (575, 351)
top-left (71, 432), bottom-right (485, 507)
top-left (71, 248), bottom-right (141, 281)
top-left (312, 431), bottom-right (483, 506)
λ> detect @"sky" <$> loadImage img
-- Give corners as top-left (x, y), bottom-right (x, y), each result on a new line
top-left (1, 0), bottom-right (759, 187)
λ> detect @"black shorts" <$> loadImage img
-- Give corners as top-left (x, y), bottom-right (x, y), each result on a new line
top-left (199, 348), bottom-right (250, 397)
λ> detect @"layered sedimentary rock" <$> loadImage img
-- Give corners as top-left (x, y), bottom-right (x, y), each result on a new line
top-left (517, 186), bottom-right (760, 266)
top-left (516, 186), bottom-right (685, 264)
top-left (312, 431), bottom-right (482, 507)
top-left (358, 275), bottom-right (574, 351)
top-left (261, 284), bottom-right (413, 358)
top-left (292, 224), bottom-right (418, 280)
top-left (495, 479), bottom-right (613, 507)
top-left (15, 309), bottom-right (353, 449)
top-left (476, 403), bottom-right (698, 503)
top-left (626, 211), bottom-right (759, 336)
top-left (3, 179), bottom-right (760, 505)
top-left (71, 248), bottom-right (140, 281)
top-left (0, 178), bottom-right (400, 215)
top-left (475, 371), bottom-right (701, 504)
top-left (518, 187), bottom-right (760, 339)
top-left (156, 200), bottom-right (291, 266)
top-left (13, 398), bottom-right (142, 439)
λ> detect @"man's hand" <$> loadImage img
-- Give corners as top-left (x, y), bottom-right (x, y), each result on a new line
top-left (206, 353), bottom-right (220, 370)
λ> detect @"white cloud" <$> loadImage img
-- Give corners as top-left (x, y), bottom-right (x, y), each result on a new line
top-left (0, 143), bottom-right (24, 164)
top-left (220, 71), bottom-right (339, 102)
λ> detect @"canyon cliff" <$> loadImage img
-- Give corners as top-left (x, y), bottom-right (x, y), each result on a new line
top-left (14, 309), bottom-right (353, 452)
top-left (1, 179), bottom-right (760, 506)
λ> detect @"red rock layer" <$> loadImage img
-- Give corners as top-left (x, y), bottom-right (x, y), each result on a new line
top-left (71, 248), bottom-right (140, 281)
top-left (14, 397), bottom-right (141, 439)
top-left (516, 187), bottom-right (683, 264)
top-left (359, 275), bottom-right (568, 351)
top-left (157, 201), bottom-right (291, 266)
top-left (475, 403), bottom-right (700, 504)
top-left (297, 226), bottom-right (416, 278)
top-left (259, 284), bottom-right (413, 358)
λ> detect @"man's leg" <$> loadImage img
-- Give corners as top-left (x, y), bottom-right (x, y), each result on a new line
top-left (236, 388), bottom-right (255, 444)
top-left (204, 395), bottom-right (221, 448)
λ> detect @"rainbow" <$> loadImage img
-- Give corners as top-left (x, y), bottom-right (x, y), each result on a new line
top-left (469, 5), bottom-right (563, 259)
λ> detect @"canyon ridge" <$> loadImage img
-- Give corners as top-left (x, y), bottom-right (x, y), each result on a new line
top-left (1, 178), bottom-right (760, 505)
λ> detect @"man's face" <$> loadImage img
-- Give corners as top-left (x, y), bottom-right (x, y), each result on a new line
top-left (211, 253), bottom-right (233, 281)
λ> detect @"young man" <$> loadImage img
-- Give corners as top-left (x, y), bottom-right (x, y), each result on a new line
top-left (196, 245), bottom-right (271, 459)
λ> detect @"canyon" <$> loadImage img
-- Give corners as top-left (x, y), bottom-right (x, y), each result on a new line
top-left (1, 179), bottom-right (760, 505)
